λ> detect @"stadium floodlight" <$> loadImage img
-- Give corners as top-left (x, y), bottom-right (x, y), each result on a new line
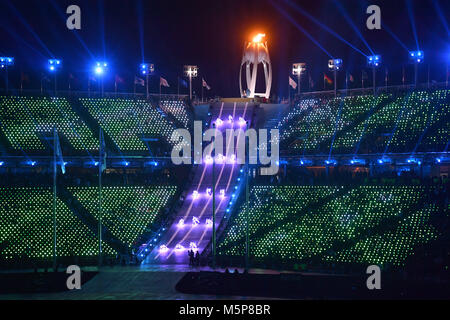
top-left (48, 59), bottom-right (62, 72)
top-left (292, 63), bottom-right (306, 94)
top-left (367, 55), bottom-right (381, 94)
top-left (328, 59), bottom-right (342, 97)
top-left (409, 50), bottom-right (424, 63)
top-left (94, 62), bottom-right (108, 97)
top-left (48, 59), bottom-right (62, 95)
top-left (0, 57), bottom-right (14, 92)
top-left (184, 65), bottom-right (198, 100)
top-left (140, 63), bottom-right (154, 99)
top-left (409, 51), bottom-right (424, 86)
top-left (328, 59), bottom-right (342, 71)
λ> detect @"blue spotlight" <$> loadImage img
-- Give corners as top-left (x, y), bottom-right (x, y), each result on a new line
top-left (0, 161), bottom-right (4, 166)
top-left (367, 55), bottom-right (381, 67)
top-left (0, 57), bottom-right (14, 68)
top-left (325, 159), bottom-right (337, 166)
top-left (123, 161), bottom-right (130, 167)
top-left (328, 59), bottom-right (343, 71)
top-left (409, 51), bottom-right (424, 63)
top-left (48, 59), bottom-right (62, 72)
top-left (94, 61), bottom-right (108, 75)
top-left (27, 160), bottom-right (37, 167)
top-left (140, 63), bottom-right (154, 75)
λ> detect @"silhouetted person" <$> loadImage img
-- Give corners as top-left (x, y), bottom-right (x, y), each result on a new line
top-left (194, 251), bottom-right (200, 267)
top-left (188, 249), bottom-right (194, 266)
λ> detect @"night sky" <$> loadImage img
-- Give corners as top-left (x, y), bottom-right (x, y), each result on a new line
top-left (0, 0), bottom-right (449, 98)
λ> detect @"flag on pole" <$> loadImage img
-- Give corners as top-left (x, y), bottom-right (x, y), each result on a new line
top-left (54, 128), bottom-right (65, 174)
top-left (135, 76), bottom-right (145, 86)
top-left (362, 70), bottom-right (368, 80)
top-left (202, 78), bottom-right (211, 90)
top-left (348, 73), bottom-right (354, 82)
top-left (309, 75), bottom-right (314, 89)
top-left (115, 75), bottom-right (124, 84)
top-left (324, 74), bottom-right (333, 84)
top-left (160, 77), bottom-right (170, 87)
top-left (289, 76), bottom-right (297, 89)
top-left (99, 128), bottom-right (106, 173)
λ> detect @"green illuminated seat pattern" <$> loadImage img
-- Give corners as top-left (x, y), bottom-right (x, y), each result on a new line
top-left (69, 186), bottom-right (177, 247)
top-left (0, 96), bottom-right (98, 151)
top-left (81, 98), bottom-right (175, 151)
top-left (0, 187), bottom-right (114, 259)
top-left (160, 99), bottom-right (190, 128)
top-left (219, 185), bottom-right (437, 266)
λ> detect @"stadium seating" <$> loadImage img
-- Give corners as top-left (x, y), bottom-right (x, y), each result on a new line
top-left (0, 96), bottom-right (98, 151)
top-left (0, 187), bottom-right (115, 259)
top-left (159, 99), bottom-right (191, 128)
top-left (69, 186), bottom-right (177, 247)
top-left (278, 89), bottom-right (450, 154)
top-left (80, 98), bottom-right (175, 151)
top-left (219, 185), bottom-right (439, 266)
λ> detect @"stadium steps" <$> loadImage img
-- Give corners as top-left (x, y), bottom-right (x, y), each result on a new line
top-left (58, 186), bottom-right (127, 254)
top-left (217, 184), bottom-right (353, 254)
top-left (67, 97), bottom-right (117, 153)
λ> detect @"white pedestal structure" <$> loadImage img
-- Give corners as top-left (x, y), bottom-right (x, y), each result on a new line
top-left (239, 35), bottom-right (272, 99)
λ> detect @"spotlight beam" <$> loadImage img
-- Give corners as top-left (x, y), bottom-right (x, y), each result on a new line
top-left (270, 0), bottom-right (333, 58)
top-left (432, 0), bottom-right (450, 37)
top-left (283, 0), bottom-right (368, 57)
top-left (49, 0), bottom-right (95, 59)
top-left (5, 0), bottom-right (54, 58)
top-left (406, 0), bottom-right (420, 51)
top-left (381, 22), bottom-right (410, 53)
top-left (333, 0), bottom-right (374, 55)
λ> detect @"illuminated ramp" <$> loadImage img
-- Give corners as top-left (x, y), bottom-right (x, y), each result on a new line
top-left (143, 102), bottom-right (258, 264)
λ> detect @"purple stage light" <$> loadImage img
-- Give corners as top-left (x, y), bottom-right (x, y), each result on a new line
top-left (192, 190), bottom-right (199, 200)
top-left (205, 219), bottom-right (213, 227)
top-left (228, 154), bottom-right (236, 164)
top-left (159, 245), bottom-right (169, 254)
top-left (228, 115), bottom-right (233, 124)
top-left (175, 244), bottom-right (185, 251)
top-left (189, 242), bottom-right (198, 252)
top-left (206, 188), bottom-right (212, 196)
top-left (204, 155), bottom-right (213, 165)
top-left (238, 117), bottom-right (246, 126)
top-left (216, 153), bottom-right (225, 164)
top-left (192, 216), bottom-right (200, 226)
top-left (216, 118), bottom-right (223, 126)
top-left (178, 219), bottom-right (185, 228)
top-left (220, 189), bottom-right (225, 199)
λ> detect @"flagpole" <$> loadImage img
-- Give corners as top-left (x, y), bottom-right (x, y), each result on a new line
top-left (98, 128), bottom-right (103, 268)
top-left (53, 128), bottom-right (57, 272)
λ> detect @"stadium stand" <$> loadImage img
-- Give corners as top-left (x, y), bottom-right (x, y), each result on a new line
top-left (278, 89), bottom-right (450, 154)
top-left (218, 184), bottom-right (448, 268)
top-left (69, 186), bottom-right (177, 248)
top-left (0, 187), bottom-right (115, 261)
top-left (0, 96), bottom-right (98, 152)
top-left (159, 99), bottom-right (192, 128)
top-left (80, 98), bottom-right (176, 152)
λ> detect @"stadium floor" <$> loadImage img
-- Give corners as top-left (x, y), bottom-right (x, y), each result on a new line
top-left (0, 265), bottom-right (284, 300)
